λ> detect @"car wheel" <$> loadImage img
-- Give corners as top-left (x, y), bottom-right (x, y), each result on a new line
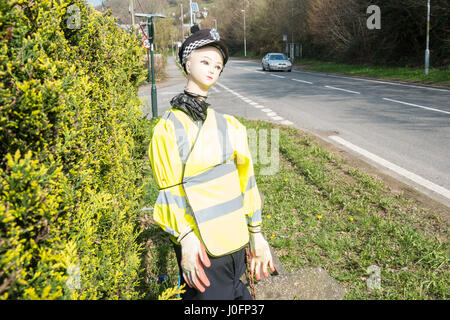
top-left (288, 68), bottom-right (292, 72)
top-left (262, 64), bottom-right (265, 71)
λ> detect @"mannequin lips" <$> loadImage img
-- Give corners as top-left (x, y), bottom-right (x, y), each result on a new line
top-left (206, 75), bottom-right (213, 80)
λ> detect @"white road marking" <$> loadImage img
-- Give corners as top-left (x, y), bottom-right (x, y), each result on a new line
top-left (329, 135), bottom-right (450, 201)
top-left (281, 120), bottom-right (294, 125)
top-left (216, 82), bottom-right (286, 122)
top-left (324, 85), bottom-right (361, 94)
top-left (294, 70), bottom-right (450, 92)
top-left (382, 98), bottom-right (450, 115)
top-left (236, 61), bottom-right (449, 92)
top-left (292, 79), bottom-right (313, 84)
top-left (217, 83), bottom-right (228, 90)
top-left (210, 86), bottom-right (220, 93)
top-left (271, 116), bottom-right (284, 121)
top-left (271, 74), bottom-right (285, 79)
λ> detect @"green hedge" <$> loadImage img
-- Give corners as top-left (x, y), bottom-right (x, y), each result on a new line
top-left (0, 0), bottom-right (151, 299)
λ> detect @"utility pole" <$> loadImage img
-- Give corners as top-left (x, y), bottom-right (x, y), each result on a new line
top-left (291, 6), bottom-right (294, 62)
top-left (241, 9), bottom-right (246, 57)
top-left (180, 2), bottom-right (185, 40)
top-left (425, 0), bottom-right (431, 75)
top-left (129, 0), bottom-right (135, 27)
top-left (244, 10), bottom-right (246, 57)
top-left (189, 0), bottom-right (193, 27)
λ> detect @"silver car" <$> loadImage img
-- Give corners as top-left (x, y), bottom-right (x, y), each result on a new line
top-left (262, 53), bottom-right (292, 72)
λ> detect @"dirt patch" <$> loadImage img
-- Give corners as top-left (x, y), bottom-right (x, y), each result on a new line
top-left (254, 267), bottom-right (346, 300)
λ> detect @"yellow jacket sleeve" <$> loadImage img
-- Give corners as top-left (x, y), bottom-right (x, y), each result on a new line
top-left (148, 116), bottom-right (196, 241)
top-left (224, 115), bottom-right (262, 232)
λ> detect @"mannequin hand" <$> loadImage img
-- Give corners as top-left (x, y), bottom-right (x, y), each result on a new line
top-left (180, 231), bottom-right (211, 292)
top-left (249, 232), bottom-right (275, 280)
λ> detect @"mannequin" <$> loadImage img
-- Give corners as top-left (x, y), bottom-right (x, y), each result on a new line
top-left (149, 28), bottom-right (274, 300)
top-left (184, 46), bottom-right (223, 100)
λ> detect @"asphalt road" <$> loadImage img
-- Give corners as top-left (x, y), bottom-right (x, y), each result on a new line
top-left (139, 56), bottom-right (450, 208)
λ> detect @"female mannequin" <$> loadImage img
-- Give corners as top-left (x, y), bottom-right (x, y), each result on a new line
top-left (184, 46), bottom-right (223, 100)
top-left (149, 28), bottom-right (274, 300)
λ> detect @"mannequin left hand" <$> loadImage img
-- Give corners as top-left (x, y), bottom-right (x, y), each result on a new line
top-left (249, 232), bottom-right (275, 280)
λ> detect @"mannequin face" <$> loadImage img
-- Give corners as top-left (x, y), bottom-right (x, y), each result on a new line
top-left (185, 46), bottom-right (224, 96)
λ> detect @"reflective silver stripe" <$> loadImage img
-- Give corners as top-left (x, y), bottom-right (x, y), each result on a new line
top-left (245, 175), bottom-right (256, 192)
top-left (215, 112), bottom-right (234, 162)
top-left (155, 190), bottom-right (186, 208)
top-left (162, 111), bottom-right (170, 120)
top-left (164, 226), bottom-right (179, 237)
top-left (194, 194), bottom-right (243, 224)
top-left (246, 208), bottom-right (262, 225)
top-left (155, 190), bottom-right (193, 216)
top-left (186, 203), bottom-right (194, 216)
top-left (168, 111), bottom-right (191, 164)
top-left (183, 160), bottom-right (236, 187)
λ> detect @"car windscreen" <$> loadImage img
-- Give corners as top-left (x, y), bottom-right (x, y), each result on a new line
top-left (269, 54), bottom-right (287, 60)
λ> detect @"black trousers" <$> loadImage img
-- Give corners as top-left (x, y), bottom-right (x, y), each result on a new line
top-left (173, 244), bottom-right (253, 300)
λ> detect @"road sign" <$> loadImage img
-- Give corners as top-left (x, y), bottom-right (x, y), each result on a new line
top-left (143, 38), bottom-right (151, 50)
top-left (139, 24), bottom-right (148, 38)
top-left (191, 2), bottom-right (199, 12)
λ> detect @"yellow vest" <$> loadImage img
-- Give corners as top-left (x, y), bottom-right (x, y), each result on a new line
top-left (149, 107), bottom-right (262, 257)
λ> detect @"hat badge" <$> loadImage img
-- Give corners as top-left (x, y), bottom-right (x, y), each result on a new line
top-left (210, 29), bottom-right (220, 41)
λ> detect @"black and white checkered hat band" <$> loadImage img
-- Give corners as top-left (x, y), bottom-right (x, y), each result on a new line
top-left (182, 39), bottom-right (223, 65)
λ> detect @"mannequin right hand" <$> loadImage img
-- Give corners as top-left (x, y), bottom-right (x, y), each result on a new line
top-left (179, 231), bottom-right (211, 292)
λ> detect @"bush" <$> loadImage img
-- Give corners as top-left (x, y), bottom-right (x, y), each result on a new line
top-left (1, 0), bottom-right (150, 299)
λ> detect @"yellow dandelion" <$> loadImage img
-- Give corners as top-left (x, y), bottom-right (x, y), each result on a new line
top-left (317, 215), bottom-right (322, 220)
top-left (284, 178), bottom-right (288, 182)
top-left (266, 215), bottom-right (271, 219)
top-left (349, 217), bottom-right (354, 221)
top-left (270, 234), bottom-right (276, 239)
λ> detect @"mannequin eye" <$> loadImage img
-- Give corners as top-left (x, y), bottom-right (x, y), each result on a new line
top-left (201, 60), bottom-right (209, 65)
top-left (215, 65), bottom-right (222, 70)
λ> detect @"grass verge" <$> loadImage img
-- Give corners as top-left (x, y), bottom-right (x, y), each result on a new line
top-left (138, 117), bottom-right (449, 300)
top-left (296, 59), bottom-right (450, 87)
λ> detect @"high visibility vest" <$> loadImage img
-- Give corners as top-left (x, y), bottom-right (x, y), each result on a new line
top-left (149, 107), bottom-right (262, 257)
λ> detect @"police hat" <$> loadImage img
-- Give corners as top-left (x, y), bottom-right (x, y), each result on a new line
top-left (179, 27), bottom-right (229, 74)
